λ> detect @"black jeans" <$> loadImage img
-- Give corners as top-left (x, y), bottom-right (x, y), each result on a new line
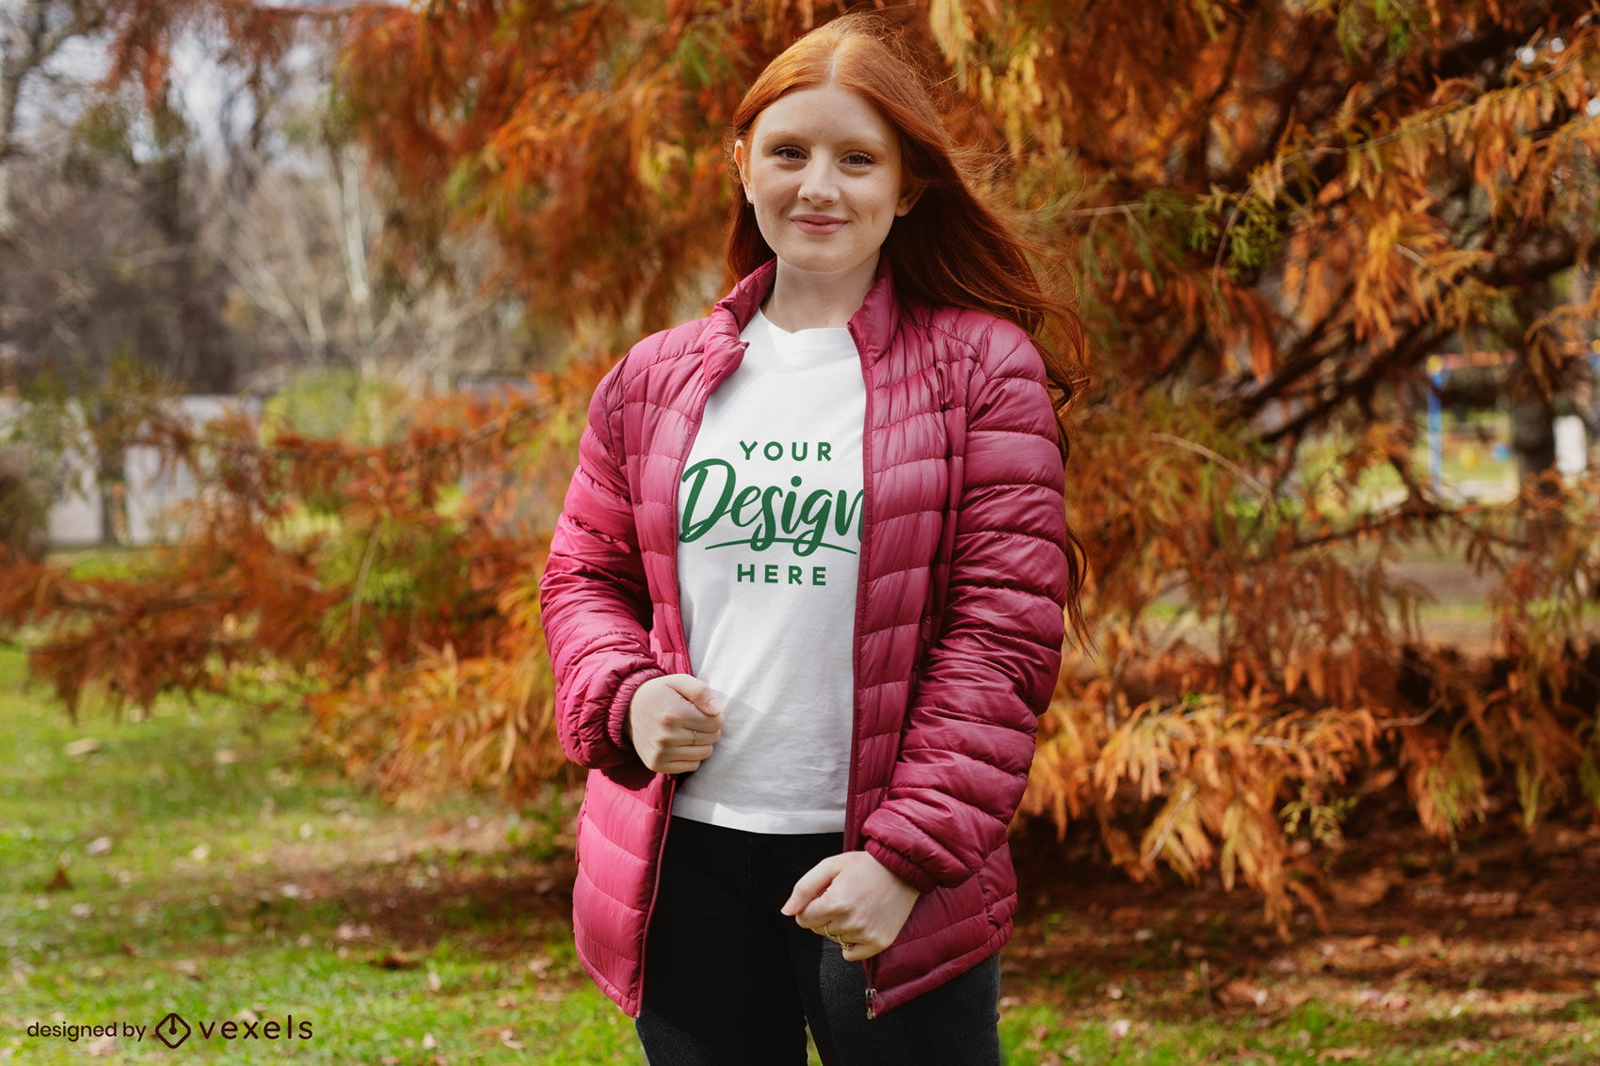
top-left (635, 817), bottom-right (1004, 1066)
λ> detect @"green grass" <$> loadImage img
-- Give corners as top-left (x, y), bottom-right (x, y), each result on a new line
top-left (0, 645), bottom-right (638, 1063)
top-left (44, 546), bottom-right (156, 581)
top-left (998, 998), bottom-right (1599, 1064)
top-left (2, 644), bottom-right (1596, 1064)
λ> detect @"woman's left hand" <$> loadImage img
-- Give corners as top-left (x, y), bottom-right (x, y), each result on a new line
top-left (781, 852), bottom-right (921, 961)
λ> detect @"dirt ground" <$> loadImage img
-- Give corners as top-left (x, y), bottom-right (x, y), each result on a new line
top-left (1004, 798), bottom-right (1600, 1055)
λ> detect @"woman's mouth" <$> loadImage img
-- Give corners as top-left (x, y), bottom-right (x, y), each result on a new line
top-left (792, 215), bottom-right (846, 235)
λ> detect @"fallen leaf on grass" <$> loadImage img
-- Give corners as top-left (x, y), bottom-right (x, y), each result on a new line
top-left (65, 738), bottom-right (101, 759)
top-left (1320, 1049), bottom-right (1367, 1062)
top-left (499, 1029), bottom-right (524, 1050)
top-left (426, 970), bottom-right (442, 992)
top-left (85, 837), bottom-right (112, 856)
top-left (45, 865), bottom-right (71, 892)
top-left (371, 952), bottom-right (419, 970)
top-left (1109, 1019), bottom-right (1132, 1039)
top-left (1217, 980), bottom-right (1270, 1009)
top-left (1321, 934), bottom-right (1379, 957)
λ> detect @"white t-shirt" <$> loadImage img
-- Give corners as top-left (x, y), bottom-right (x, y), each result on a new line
top-left (671, 309), bottom-right (866, 834)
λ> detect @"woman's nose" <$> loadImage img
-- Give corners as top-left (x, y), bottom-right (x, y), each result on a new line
top-left (798, 160), bottom-right (839, 204)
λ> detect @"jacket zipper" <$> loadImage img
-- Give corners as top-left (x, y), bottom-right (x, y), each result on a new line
top-left (846, 320), bottom-right (880, 1018)
top-left (635, 340), bottom-right (744, 1015)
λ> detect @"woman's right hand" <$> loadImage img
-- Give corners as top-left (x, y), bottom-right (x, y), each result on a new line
top-left (626, 675), bottom-right (723, 774)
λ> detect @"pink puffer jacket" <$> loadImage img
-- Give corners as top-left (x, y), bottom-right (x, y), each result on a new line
top-left (539, 257), bottom-right (1068, 1018)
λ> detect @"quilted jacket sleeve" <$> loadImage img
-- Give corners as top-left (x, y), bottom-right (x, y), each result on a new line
top-left (539, 357), bottom-right (664, 770)
top-left (861, 320), bottom-right (1069, 893)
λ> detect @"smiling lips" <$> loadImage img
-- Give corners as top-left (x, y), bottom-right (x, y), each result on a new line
top-left (791, 215), bottom-right (847, 235)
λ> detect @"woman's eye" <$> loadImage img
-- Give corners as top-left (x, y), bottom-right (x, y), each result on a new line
top-left (774, 146), bottom-right (805, 160)
top-left (844, 153), bottom-right (875, 166)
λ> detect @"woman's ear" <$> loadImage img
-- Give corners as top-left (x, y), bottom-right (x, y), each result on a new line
top-left (895, 182), bottom-right (924, 217)
top-left (733, 139), bottom-right (752, 202)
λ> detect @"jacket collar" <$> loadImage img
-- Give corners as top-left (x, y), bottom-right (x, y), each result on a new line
top-left (703, 256), bottom-right (902, 385)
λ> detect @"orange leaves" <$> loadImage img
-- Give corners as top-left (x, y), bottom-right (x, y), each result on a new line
top-left (0, 372), bottom-right (590, 799)
top-left (1338, 196), bottom-right (1501, 347)
top-left (926, 0), bottom-right (977, 76)
top-left (1035, 364), bottom-right (1600, 924)
top-left (337, 0), bottom-right (743, 329)
top-left (1399, 725), bottom-right (1489, 839)
top-left (2, 554), bottom-right (257, 718)
top-left (1029, 685), bottom-right (1380, 928)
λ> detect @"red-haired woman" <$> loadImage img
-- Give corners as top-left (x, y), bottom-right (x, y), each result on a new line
top-left (541, 12), bottom-right (1087, 1064)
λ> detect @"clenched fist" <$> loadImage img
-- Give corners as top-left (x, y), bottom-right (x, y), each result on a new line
top-left (781, 851), bottom-right (920, 961)
top-left (626, 674), bottom-right (723, 774)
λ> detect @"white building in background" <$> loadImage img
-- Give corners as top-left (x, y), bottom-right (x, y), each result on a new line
top-left (1554, 414), bottom-right (1588, 476)
top-left (0, 395), bottom-right (263, 548)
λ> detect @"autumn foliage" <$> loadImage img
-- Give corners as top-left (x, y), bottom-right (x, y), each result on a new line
top-left (6, 0), bottom-right (1600, 924)
top-left (0, 362), bottom-right (602, 799)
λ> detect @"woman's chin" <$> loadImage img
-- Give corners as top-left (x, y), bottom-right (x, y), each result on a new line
top-left (768, 249), bottom-right (882, 285)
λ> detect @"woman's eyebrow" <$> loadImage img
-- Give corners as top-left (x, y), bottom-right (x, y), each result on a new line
top-left (757, 128), bottom-right (892, 153)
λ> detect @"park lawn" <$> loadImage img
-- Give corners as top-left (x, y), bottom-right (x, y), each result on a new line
top-left (1, 644), bottom-right (1596, 1064)
top-left (0, 644), bottom-right (632, 1064)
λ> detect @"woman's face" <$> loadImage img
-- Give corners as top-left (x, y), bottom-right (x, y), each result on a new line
top-left (735, 83), bottom-right (918, 291)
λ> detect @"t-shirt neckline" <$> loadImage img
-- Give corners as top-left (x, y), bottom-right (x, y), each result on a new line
top-left (748, 309), bottom-right (858, 367)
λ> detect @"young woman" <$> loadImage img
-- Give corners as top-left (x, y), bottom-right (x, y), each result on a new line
top-left (540, 13), bottom-right (1087, 1064)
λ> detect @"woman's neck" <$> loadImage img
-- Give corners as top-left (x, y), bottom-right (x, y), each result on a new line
top-left (760, 254), bottom-right (879, 331)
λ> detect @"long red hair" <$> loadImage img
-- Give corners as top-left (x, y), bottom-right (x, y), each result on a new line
top-left (725, 12), bottom-right (1091, 643)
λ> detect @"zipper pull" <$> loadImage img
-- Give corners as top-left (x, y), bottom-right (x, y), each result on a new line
top-left (864, 986), bottom-right (878, 1020)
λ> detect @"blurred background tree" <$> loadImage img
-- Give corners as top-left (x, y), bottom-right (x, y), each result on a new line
top-left (0, 0), bottom-right (535, 399)
top-left (5, 349), bottom-right (172, 544)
